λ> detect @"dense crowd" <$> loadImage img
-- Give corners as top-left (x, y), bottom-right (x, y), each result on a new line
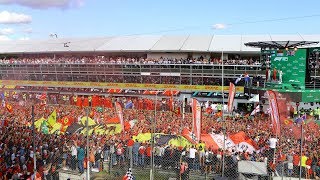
top-left (0, 56), bottom-right (260, 65)
top-left (0, 93), bottom-right (319, 179)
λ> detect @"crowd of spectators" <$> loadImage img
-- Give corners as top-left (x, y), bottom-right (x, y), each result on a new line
top-left (0, 56), bottom-right (260, 65)
top-left (1, 93), bottom-right (319, 179)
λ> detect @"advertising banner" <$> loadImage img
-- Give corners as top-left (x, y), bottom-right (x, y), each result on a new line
top-left (271, 49), bottom-right (307, 85)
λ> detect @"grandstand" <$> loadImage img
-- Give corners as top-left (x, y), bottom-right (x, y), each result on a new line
top-left (1, 34), bottom-right (320, 105)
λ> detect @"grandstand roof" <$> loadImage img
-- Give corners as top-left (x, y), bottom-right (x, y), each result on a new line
top-left (1, 34), bottom-right (320, 54)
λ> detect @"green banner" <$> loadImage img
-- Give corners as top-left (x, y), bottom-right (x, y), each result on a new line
top-left (271, 49), bottom-right (306, 85)
top-left (302, 91), bottom-right (320, 102)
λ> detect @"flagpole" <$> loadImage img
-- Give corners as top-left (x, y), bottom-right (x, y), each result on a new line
top-left (299, 120), bottom-right (303, 180)
top-left (182, 95), bottom-right (185, 134)
top-left (86, 107), bottom-right (90, 179)
top-left (32, 105), bottom-right (37, 176)
top-left (150, 92), bottom-right (157, 180)
top-left (221, 49), bottom-right (226, 177)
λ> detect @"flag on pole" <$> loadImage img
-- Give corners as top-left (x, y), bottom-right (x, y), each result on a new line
top-left (248, 94), bottom-right (259, 103)
top-left (125, 100), bottom-right (133, 109)
top-left (192, 98), bottom-right (201, 142)
top-left (250, 105), bottom-right (260, 116)
top-left (115, 102), bottom-right (124, 132)
top-left (235, 75), bottom-right (243, 84)
top-left (267, 90), bottom-right (281, 136)
top-left (227, 82), bottom-right (236, 113)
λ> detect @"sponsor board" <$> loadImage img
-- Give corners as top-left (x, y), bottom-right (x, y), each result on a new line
top-left (0, 80), bottom-right (244, 93)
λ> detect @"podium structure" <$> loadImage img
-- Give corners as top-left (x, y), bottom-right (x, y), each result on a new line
top-left (244, 40), bottom-right (320, 103)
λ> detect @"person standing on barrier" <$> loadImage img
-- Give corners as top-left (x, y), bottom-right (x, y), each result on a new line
top-left (292, 151), bottom-right (300, 177)
top-left (188, 145), bottom-right (196, 171)
top-left (311, 152), bottom-right (319, 179)
top-left (268, 135), bottom-right (278, 162)
top-left (204, 148), bottom-right (213, 175)
top-left (138, 143), bottom-right (145, 168)
top-left (132, 139), bottom-right (140, 166)
top-left (180, 161), bottom-right (189, 180)
top-left (77, 144), bottom-right (85, 174)
top-left (197, 141), bottom-right (206, 169)
top-left (300, 152), bottom-right (308, 179)
top-left (286, 150), bottom-right (294, 177)
top-left (71, 141), bottom-right (77, 171)
top-left (103, 141), bottom-right (110, 162)
top-left (127, 137), bottom-right (134, 168)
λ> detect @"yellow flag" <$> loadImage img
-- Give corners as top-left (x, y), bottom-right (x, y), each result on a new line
top-left (47, 110), bottom-right (57, 127)
top-left (34, 117), bottom-right (46, 130)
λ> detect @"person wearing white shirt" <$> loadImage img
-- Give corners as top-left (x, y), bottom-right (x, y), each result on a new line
top-left (71, 143), bottom-right (77, 170)
top-left (188, 146), bottom-right (197, 170)
top-left (268, 135), bottom-right (278, 161)
top-left (269, 136), bottom-right (278, 149)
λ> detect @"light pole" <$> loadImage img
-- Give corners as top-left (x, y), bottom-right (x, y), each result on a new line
top-left (221, 49), bottom-right (227, 178)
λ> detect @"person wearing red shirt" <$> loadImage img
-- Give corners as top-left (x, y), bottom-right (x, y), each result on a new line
top-left (138, 144), bottom-right (145, 167)
top-left (146, 145), bottom-right (152, 166)
top-left (293, 152), bottom-right (300, 177)
top-left (127, 137), bottom-right (134, 168)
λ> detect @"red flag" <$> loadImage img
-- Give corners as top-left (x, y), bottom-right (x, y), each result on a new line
top-left (115, 102), bottom-right (124, 132)
top-left (267, 90), bottom-right (281, 136)
top-left (5, 103), bottom-right (13, 113)
top-left (143, 90), bottom-right (159, 95)
top-left (292, 125), bottom-right (302, 139)
top-left (76, 97), bottom-right (83, 108)
top-left (284, 119), bottom-right (293, 126)
top-left (192, 98), bottom-right (201, 142)
top-left (227, 82), bottom-right (236, 113)
top-left (82, 98), bottom-right (89, 107)
top-left (39, 93), bottom-right (47, 101)
top-left (58, 116), bottom-right (73, 126)
top-left (108, 89), bottom-right (123, 94)
top-left (91, 95), bottom-right (99, 107)
top-left (169, 96), bottom-right (173, 111)
top-left (103, 98), bottom-right (113, 108)
top-left (162, 90), bottom-right (179, 96)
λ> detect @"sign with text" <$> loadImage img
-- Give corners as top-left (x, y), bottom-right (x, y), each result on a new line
top-left (271, 49), bottom-right (307, 85)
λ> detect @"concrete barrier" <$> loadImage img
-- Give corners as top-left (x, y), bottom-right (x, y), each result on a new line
top-left (58, 169), bottom-right (86, 180)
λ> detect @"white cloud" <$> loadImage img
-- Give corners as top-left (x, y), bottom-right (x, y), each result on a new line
top-left (213, 23), bottom-right (227, 30)
top-left (0, 27), bottom-right (14, 35)
top-left (19, 36), bottom-right (29, 40)
top-left (0, 11), bottom-right (32, 24)
top-left (0, 35), bottom-right (10, 41)
top-left (22, 27), bottom-right (32, 33)
top-left (0, 0), bottom-right (85, 9)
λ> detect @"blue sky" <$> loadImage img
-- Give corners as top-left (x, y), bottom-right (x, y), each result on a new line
top-left (0, 0), bottom-right (320, 40)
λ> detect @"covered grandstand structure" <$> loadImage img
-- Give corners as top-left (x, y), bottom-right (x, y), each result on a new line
top-left (0, 34), bottom-right (320, 54)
